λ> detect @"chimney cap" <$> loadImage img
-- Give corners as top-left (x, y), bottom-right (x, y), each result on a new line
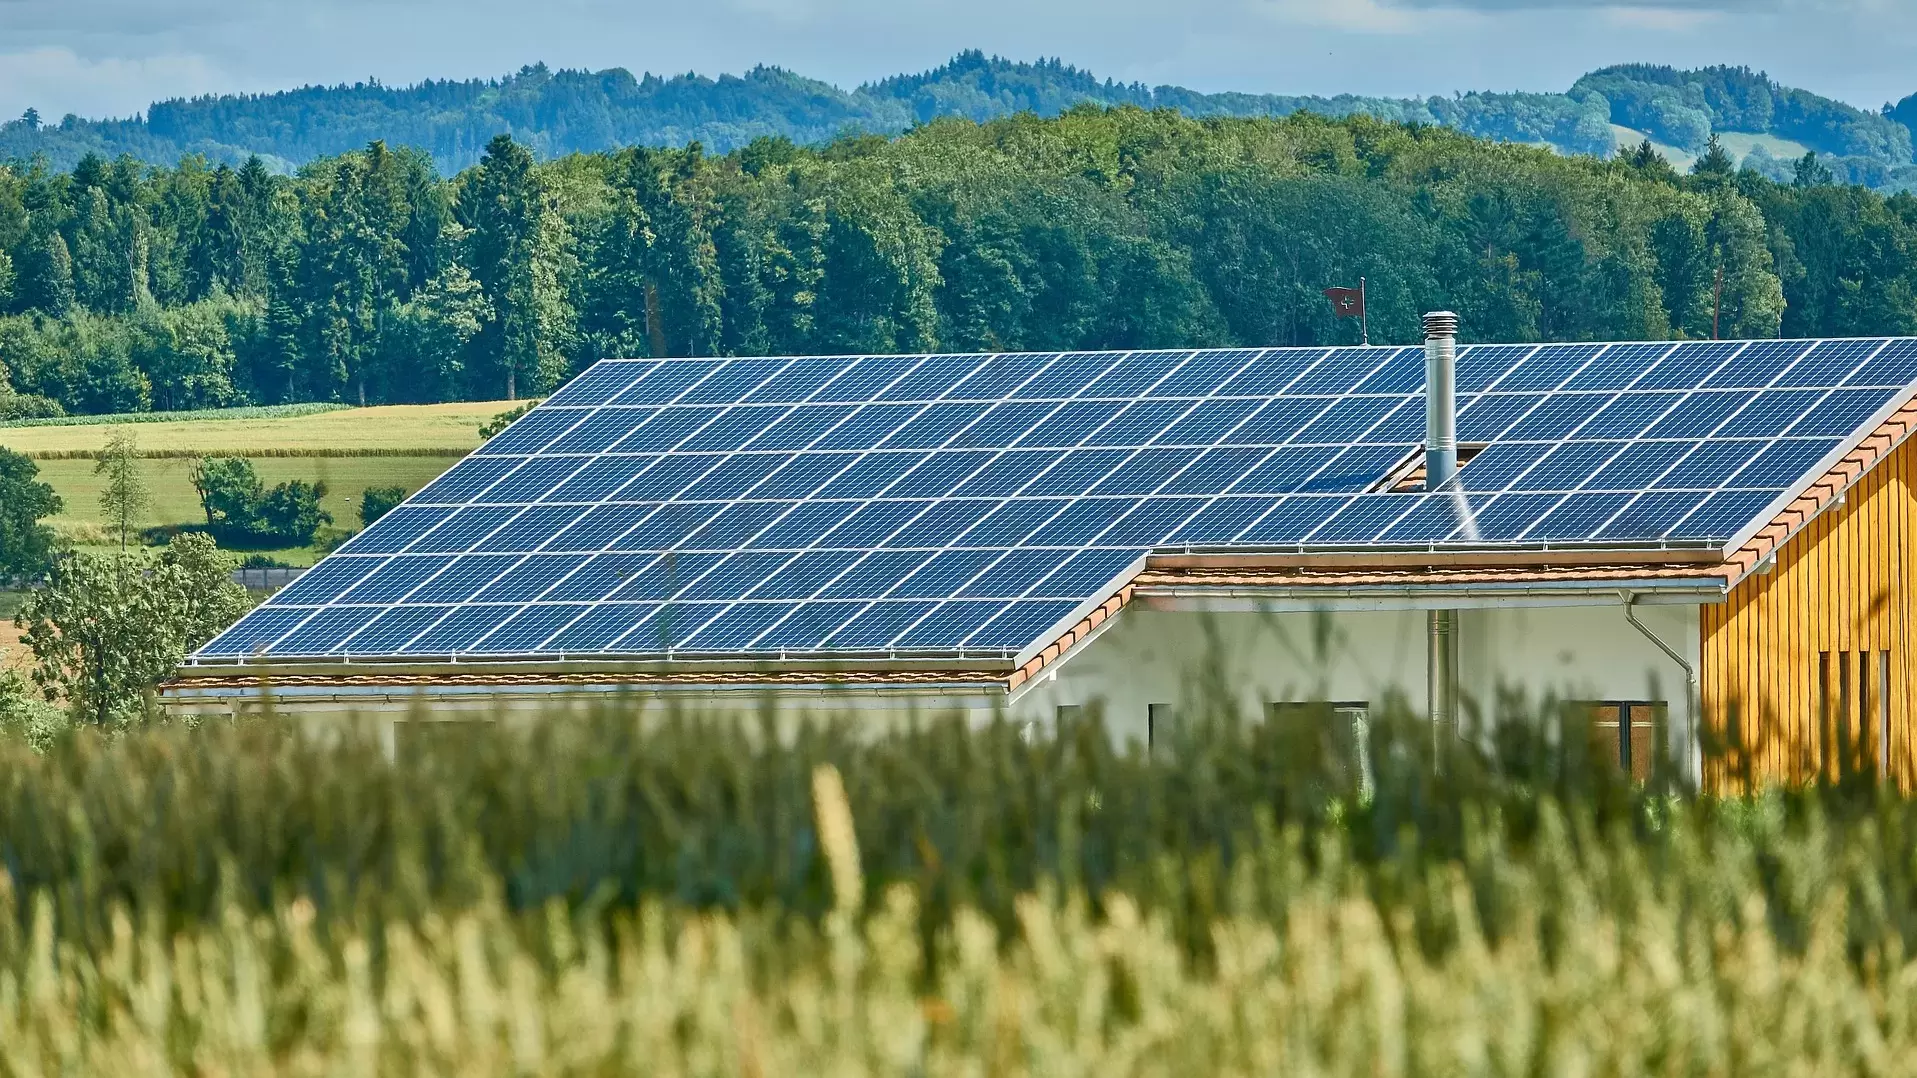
top-left (1422, 311), bottom-right (1459, 340)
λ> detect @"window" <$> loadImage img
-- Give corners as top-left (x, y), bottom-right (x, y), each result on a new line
top-left (1818, 650), bottom-right (1893, 779)
top-left (1147, 703), bottom-right (1176, 751)
top-left (1580, 701), bottom-right (1666, 782)
top-left (1266, 701), bottom-right (1372, 795)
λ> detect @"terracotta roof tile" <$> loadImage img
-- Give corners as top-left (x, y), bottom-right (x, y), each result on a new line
top-left (166, 669), bottom-right (998, 692)
top-left (1132, 563), bottom-right (1732, 589)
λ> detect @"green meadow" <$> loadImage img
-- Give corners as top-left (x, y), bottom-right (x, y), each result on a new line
top-left (1, 401), bottom-right (505, 565)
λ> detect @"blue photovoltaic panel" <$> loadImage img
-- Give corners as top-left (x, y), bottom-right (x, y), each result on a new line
top-left (406, 555), bottom-right (522, 604)
top-left (342, 506), bottom-right (455, 554)
top-left (198, 606), bottom-right (317, 657)
top-left (200, 337), bottom-right (1917, 662)
top-left (540, 360), bottom-right (653, 406)
top-left (341, 606), bottom-right (454, 655)
top-left (411, 457), bottom-right (519, 504)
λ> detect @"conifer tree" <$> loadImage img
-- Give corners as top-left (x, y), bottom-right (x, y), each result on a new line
top-left (458, 135), bottom-right (574, 399)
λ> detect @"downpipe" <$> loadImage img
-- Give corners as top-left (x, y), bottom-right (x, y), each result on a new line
top-left (1621, 590), bottom-right (1701, 787)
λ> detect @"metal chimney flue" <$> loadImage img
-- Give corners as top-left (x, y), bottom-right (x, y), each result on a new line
top-left (1423, 310), bottom-right (1459, 493)
top-left (1422, 311), bottom-right (1461, 743)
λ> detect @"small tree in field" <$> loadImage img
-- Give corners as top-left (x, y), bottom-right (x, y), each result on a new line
top-left (190, 455), bottom-right (264, 535)
top-left (16, 532), bottom-right (251, 726)
top-left (360, 486), bottom-right (407, 527)
top-left (95, 427), bottom-right (150, 549)
top-left (190, 456), bottom-right (331, 546)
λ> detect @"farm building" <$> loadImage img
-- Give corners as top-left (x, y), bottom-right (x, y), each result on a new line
top-left (166, 317), bottom-right (1917, 787)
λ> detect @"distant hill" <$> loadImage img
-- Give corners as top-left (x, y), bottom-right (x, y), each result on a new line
top-left (2, 51), bottom-right (1914, 188)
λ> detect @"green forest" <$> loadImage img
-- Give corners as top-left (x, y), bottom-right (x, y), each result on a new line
top-left (0, 105), bottom-right (1914, 419)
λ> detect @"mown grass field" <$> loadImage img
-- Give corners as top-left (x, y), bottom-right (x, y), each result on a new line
top-left (3, 400), bottom-right (508, 565)
top-left (0, 399), bottom-right (503, 457)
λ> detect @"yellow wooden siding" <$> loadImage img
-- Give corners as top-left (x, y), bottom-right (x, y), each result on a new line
top-left (1701, 436), bottom-right (1916, 789)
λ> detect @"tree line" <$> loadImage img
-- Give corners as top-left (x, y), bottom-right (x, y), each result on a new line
top-left (1, 107), bottom-right (1916, 418)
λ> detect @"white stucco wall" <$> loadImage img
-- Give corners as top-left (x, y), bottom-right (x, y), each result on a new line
top-left (166, 599), bottom-right (1703, 774)
top-left (1007, 601), bottom-right (1702, 758)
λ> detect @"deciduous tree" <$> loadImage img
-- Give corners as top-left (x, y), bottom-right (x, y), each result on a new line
top-left (16, 532), bottom-right (249, 726)
top-left (0, 446), bottom-right (61, 580)
top-left (95, 427), bottom-right (149, 549)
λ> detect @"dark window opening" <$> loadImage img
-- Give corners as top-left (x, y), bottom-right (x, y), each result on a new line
top-left (1266, 701), bottom-right (1372, 794)
top-left (1148, 703), bottom-right (1177, 751)
top-left (1580, 700), bottom-right (1667, 782)
top-left (1379, 444), bottom-right (1490, 493)
top-left (1817, 649), bottom-right (1894, 780)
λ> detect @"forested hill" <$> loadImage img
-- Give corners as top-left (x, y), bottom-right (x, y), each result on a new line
top-left (3, 52), bottom-right (1917, 189)
top-left (5, 107), bottom-right (1917, 425)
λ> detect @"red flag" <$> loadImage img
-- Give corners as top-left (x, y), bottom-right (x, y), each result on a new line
top-left (1323, 286), bottom-right (1365, 318)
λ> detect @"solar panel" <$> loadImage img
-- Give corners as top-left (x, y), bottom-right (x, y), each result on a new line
top-left (203, 337), bottom-right (1917, 663)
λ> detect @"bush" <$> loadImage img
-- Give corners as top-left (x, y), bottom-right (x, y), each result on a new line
top-left (0, 401), bottom-right (343, 429)
top-left (359, 485), bottom-right (407, 527)
top-left (0, 670), bottom-right (67, 753)
top-left (188, 456), bottom-right (331, 546)
top-left (257, 478), bottom-right (329, 545)
top-left (0, 392), bottom-right (65, 422)
top-left (189, 455), bottom-right (264, 533)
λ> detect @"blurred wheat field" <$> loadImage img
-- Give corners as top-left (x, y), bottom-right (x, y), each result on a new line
top-left (1, 703), bottom-right (1914, 1073)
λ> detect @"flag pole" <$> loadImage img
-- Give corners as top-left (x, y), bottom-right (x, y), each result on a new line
top-left (1359, 277), bottom-right (1369, 346)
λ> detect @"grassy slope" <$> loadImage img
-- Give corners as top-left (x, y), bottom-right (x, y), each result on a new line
top-left (1608, 126), bottom-right (1815, 174)
top-left (1715, 131), bottom-right (1815, 163)
top-left (1609, 124), bottom-right (1696, 170)
top-left (4, 401), bottom-right (507, 567)
top-left (31, 457), bottom-right (459, 562)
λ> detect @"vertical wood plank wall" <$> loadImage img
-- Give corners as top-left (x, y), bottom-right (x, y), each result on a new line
top-left (1700, 437), bottom-right (1916, 788)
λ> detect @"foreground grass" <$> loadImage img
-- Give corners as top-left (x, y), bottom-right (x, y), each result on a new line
top-left (0, 400), bottom-right (504, 457)
top-left (0, 706), bottom-right (1912, 1071)
top-left (0, 840), bottom-right (1896, 1075)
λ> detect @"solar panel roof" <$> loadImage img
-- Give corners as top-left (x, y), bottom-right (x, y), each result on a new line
top-left (197, 337), bottom-right (1917, 663)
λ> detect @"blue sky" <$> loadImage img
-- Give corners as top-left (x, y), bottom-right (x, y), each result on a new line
top-left (0, 0), bottom-right (1909, 123)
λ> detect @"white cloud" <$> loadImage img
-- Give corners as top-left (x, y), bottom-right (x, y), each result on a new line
top-left (1600, 5), bottom-right (1724, 29)
top-left (0, 46), bottom-right (242, 121)
top-left (1251, 0), bottom-right (1480, 34)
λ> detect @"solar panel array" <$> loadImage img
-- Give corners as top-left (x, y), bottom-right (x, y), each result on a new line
top-left (198, 337), bottom-right (1917, 662)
